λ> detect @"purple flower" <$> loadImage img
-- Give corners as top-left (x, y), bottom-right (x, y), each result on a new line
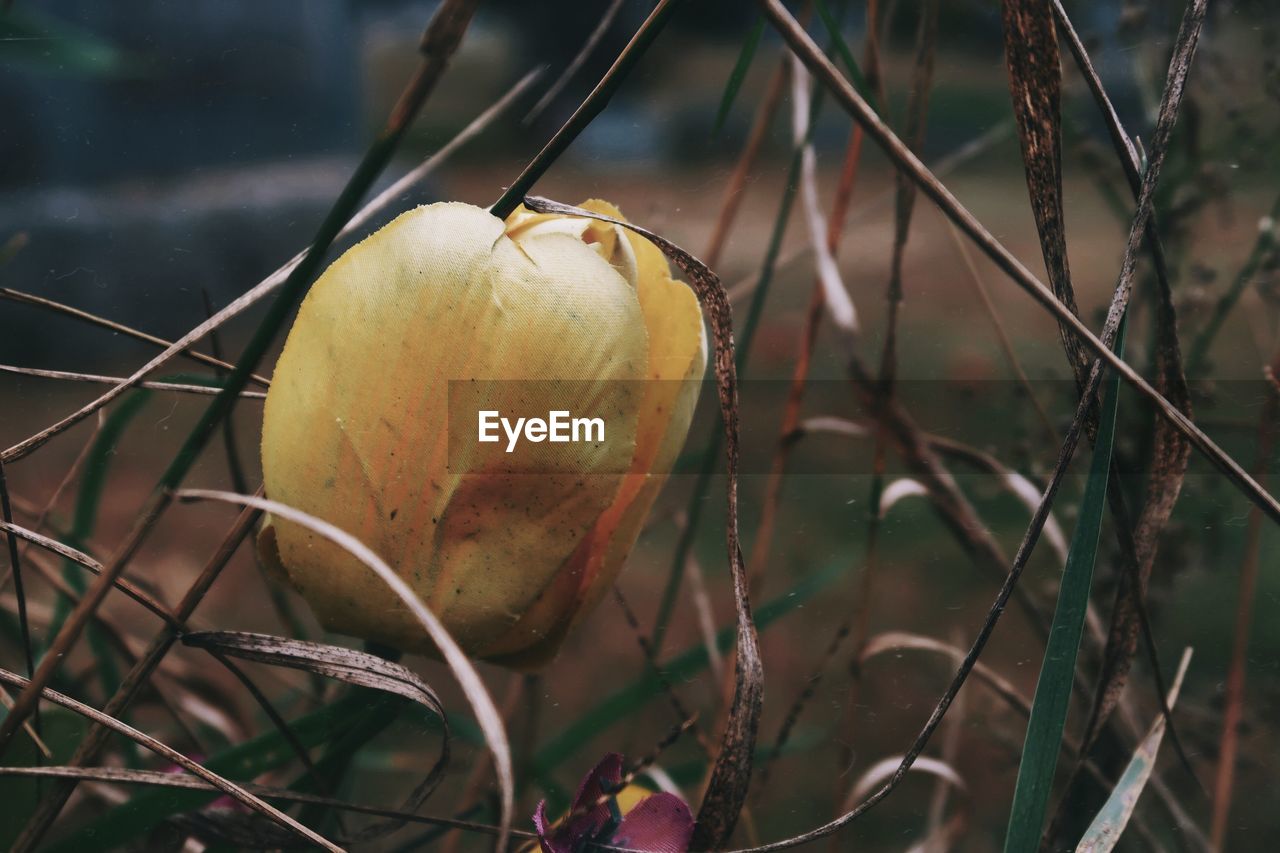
top-left (534, 753), bottom-right (694, 853)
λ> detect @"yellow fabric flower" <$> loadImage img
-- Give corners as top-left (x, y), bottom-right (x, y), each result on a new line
top-left (259, 200), bottom-right (705, 667)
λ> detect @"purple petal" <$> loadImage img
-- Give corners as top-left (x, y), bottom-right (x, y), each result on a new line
top-left (611, 792), bottom-right (695, 853)
top-left (570, 752), bottom-right (625, 812)
top-left (535, 754), bottom-right (626, 852)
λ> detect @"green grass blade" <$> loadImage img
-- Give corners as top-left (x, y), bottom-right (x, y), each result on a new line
top-left (1004, 317), bottom-right (1128, 853)
top-left (713, 16), bottom-right (765, 134)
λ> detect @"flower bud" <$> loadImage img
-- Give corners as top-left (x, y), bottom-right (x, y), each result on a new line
top-left (260, 200), bottom-right (705, 667)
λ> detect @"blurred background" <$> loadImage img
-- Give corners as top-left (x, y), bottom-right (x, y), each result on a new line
top-left (1, 1), bottom-right (1278, 850)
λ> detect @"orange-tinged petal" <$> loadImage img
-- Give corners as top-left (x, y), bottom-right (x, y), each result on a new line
top-left (262, 202), bottom-right (646, 657)
top-left (485, 201), bottom-right (705, 666)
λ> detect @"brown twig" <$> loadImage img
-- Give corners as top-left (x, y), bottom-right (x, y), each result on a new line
top-left (10, 499), bottom-right (263, 850)
top-left (0, 667), bottom-right (343, 851)
top-left (758, 0), bottom-right (1280, 526)
top-left (704, 60), bottom-right (789, 270)
top-left (1210, 348), bottom-right (1280, 851)
top-left (0, 287), bottom-right (270, 388)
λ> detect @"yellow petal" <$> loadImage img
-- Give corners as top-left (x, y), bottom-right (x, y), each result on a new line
top-left (262, 202), bottom-right (647, 657)
top-left (485, 201), bottom-right (706, 666)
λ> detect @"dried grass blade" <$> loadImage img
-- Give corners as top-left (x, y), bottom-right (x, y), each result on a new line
top-left (1040, 0), bottom-right (1200, 768)
top-left (860, 631), bottom-right (1031, 719)
top-left (521, 196), bottom-right (761, 849)
top-left (1001, 0), bottom-right (1086, 384)
top-left (0, 520), bottom-right (176, 625)
top-left (0, 765), bottom-right (532, 840)
top-left (1076, 649), bottom-right (1194, 853)
top-left (758, 0), bottom-right (1280, 526)
top-left (181, 631), bottom-right (452, 844)
top-left (878, 478), bottom-right (929, 516)
top-left (174, 489), bottom-right (513, 851)
top-left (790, 55), bottom-right (858, 337)
top-left (0, 667), bottom-right (342, 851)
top-left (10, 500), bottom-right (263, 851)
top-left (182, 632), bottom-right (444, 712)
top-left (844, 756), bottom-right (965, 812)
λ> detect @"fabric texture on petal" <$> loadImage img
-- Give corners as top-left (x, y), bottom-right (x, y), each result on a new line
top-left (262, 202), bottom-right (646, 657)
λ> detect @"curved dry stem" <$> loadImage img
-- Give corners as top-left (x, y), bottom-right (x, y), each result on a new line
top-left (842, 755), bottom-right (966, 812)
top-left (174, 489), bottom-right (514, 851)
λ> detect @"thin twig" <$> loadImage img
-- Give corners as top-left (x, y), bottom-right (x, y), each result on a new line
top-left (11, 500), bottom-right (262, 850)
top-left (1210, 347), bottom-right (1280, 851)
top-left (523, 0), bottom-right (626, 124)
top-left (0, 668), bottom-right (343, 851)
top-left (491, 0), bottom-right (687, 219)
top-left (759, 0), bottom-right (1280, 525)
top-left (0, 364), bottom-right (266, 398)
top-left (0, 287), bottom-right (270, 388)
